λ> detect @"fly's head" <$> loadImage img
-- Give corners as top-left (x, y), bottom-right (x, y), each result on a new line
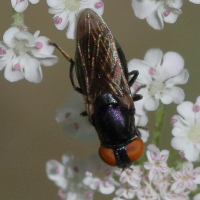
top-left (98, 138), bottom-right (144, 169)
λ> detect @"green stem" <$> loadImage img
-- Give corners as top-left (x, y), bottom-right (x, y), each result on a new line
top-left (152, 103), bottom-right (166, 147)
top-left (12, 10), bottom-right (25, 30)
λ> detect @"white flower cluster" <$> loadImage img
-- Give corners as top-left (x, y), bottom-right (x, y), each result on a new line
top-left (131, 0), bottom-right (200, 30)
top-left (46, 145), bottom-right (200, 200)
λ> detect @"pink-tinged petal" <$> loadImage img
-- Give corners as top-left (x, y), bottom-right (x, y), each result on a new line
top-left (33, 36), bottom-right (55, 55)
top-left (144, 96), bottom-right (159, 111)
top-left (194, 96), bottom-right (200, 124)
top-left (66, 13), bottom-right (76, 39)
top-left (177, 101), bottom-right (195, 126)
top-left (80, 1), bottom-right (104, 15)
top-left (184, 143), bottom-right (199, 162)
top-left (46, 0), bottom-right (60, 7)
top-left (46, 160), bottom-right (68, 188)
top-left (128, 59), bottom-right (152, 85)
top-left (22, 55), bottom-right (43, 83)
top-left (12, 0), bottom-right (28, 13)
top-left (171, 136), bottom-right (188, 150)
top-left (162, 52), bottom-right (184, 81)
top-left (54, 11), bottom-right (69, 30)
top-left (171, 181), bottom-right (186, 194)
top-left (171, 115), bottom-right (188, 129)
top-left (163, 9), bottom-right (181, 24)
top-left (3, 27), bottom-right (19, 47)
top-left (159, 150), bottom-right (169, 161)
top-left (29, 0), bottom-right (39, 4)
top-left (4, 61), bottom-right (24, 82)
top-left (162, 87), bottom-right (185, 104)
top-left (194, 194), bottom-right (200, 200)
top-left (144, 48), bottom-right (163, 68)
top-left (165, 69), bottom-right (189, 87)
top-left (147, 144), bottom-right (159, 158)
top-left (131, 0), bottom-right (161, 19)
top-left (146, 10), bottom-right (164, 30)
top-left (172, 127), bottom-right (187, 137)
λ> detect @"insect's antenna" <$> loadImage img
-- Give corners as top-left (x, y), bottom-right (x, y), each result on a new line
top-left (49, 41), bottom-right (73, 63)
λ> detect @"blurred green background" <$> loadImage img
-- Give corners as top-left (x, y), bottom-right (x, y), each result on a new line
top-left (0, 1), bottom-right (200, 200)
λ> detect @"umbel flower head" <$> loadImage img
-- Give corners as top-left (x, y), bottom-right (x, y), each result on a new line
top-left (128, 48), bottom-right (189, 114)
top-left (47, 0), bottom-right (104, 39)
top-left (171, 95), bottom-right (200, 161)
top-left (0, 27), bottom-right (58, 83)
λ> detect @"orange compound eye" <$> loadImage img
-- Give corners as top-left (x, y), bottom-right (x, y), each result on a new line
top-left (126, 138), bottom-right (144, 162)
top-left (99, 147), bottom-right (116, 166)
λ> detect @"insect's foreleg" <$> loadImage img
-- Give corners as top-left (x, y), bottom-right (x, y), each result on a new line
top-left (80, 111), bottom-right (88, 117)
top-left (49, 41), bottom-right (82, 94)
top-left (128, 70), bottom-right (139, 87)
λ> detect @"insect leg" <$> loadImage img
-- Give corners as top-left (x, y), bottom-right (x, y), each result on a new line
top-left (80, 111), bottom-right (88, 117)
top-left (128, 70), bottom-right (139, 87)
top-left (49, 41), bottom-right (82, 94)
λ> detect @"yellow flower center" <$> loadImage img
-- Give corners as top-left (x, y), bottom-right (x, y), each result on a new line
top-left (188, 124), bottom-right (200, 143)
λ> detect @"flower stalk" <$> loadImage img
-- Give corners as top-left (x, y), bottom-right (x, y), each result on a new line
top-left (12, 10), bottom-right (26, 30)
top-left (152, 103), bottom-right (166, 147)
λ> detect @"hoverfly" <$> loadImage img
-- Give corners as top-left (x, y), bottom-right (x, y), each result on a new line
top-left (50, 9), bottom-right (144, 169)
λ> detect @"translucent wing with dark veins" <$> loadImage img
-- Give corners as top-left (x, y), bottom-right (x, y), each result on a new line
top-left (75, 9), bottom-right (134, 119)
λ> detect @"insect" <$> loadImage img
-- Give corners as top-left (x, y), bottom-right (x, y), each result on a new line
top-left (50, 9), bottom-right (144, 169)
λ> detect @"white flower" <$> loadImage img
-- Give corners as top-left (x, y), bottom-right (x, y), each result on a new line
top-left (135, 114), bottom-right (149, 142)
top-left (171, 96), bottom-right (200, 161)
top-left (47, 0), bottom-right (104, 39)
top-left (114, 186), bottom-right (138, 200)
top-left (144, 144), bottom-right (170, 182)
top-left (170, 162), bottom-right (200, 193)
top-left (131, 0), bottom-right (183, 30)
top-left (0, 27), bottom-right (58, 83)
top-left (128, 48), bottom-right (189, 113)
top-left (82, 155), bottom-right (116, 194)
top-left (55, 92), bottom-right (97, 143)
top-left (46, 154), bottom-right (94, 200)
top-left (11, 0), bottom-right (39, 13)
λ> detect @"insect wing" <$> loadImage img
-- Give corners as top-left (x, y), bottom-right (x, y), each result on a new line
top-left (75, 9), bottom-right (134, 117)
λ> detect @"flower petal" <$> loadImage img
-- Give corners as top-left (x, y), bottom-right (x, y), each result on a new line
top-left (144, 96), bottom-right (159, 111)
top-left (66, 13), bottom-right (76, 39)
top-left (146, 10), bottom-right (164, 30)
top-left (12, 0), bottom-right (28, 12)
top-left (171, 136), bottom-right (188, 150)
top-left (165, 69), bottom-right (189, 87)
top-left (54, 11), bottom-right (69, 30)
top-left (162, 86), bottom-right (185, 104)
top-left (4, 60), bottom-right (24, 82)
top-left (177, 101), bottom-right (195, 126)
top-left (144, 48), bottom-right (163, 68)
top-left (29, 0), bottom-right (39, 4)
top-left (131, 0), bottom-right (161, 19)
top-left (161, 52), bottom-right (184, 81)
top-left (3, 27), bottom-right (19, 48)
top-left (184, 143), bottom-right (199, 161)
top-left (22, 55), bottom-right (43, 83)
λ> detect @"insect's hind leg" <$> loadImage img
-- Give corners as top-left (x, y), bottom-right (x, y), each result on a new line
top-left (49, 41), bottom-right (82, 94)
